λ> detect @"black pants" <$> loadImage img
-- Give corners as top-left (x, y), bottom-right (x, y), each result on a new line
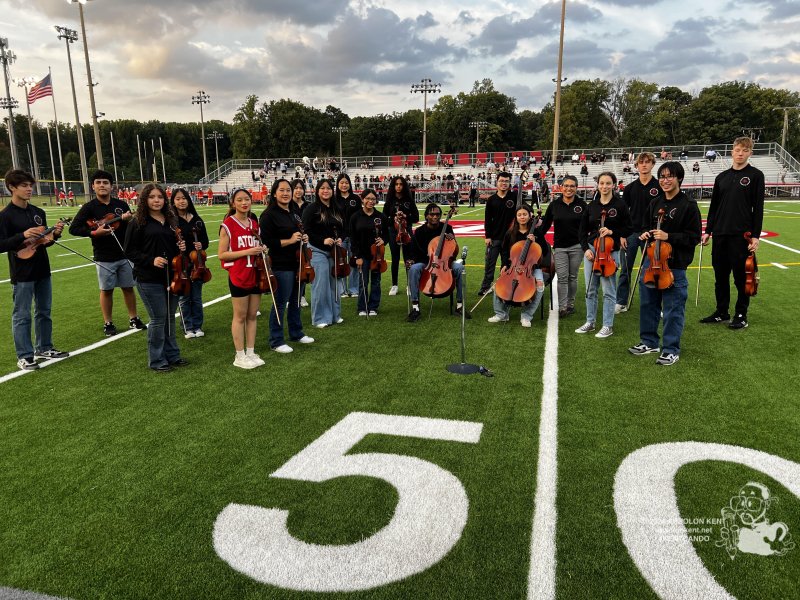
top-left (480, 240), bottom-right (502, 291)
top-left (388, 231), bottom-right (412, 287)
top-left (711, 234), bottom-right (750, 317)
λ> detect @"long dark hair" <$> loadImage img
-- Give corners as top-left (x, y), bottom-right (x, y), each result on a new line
top-left (510, 203), bottom-right (534, 236)
top-left (290, 178), bottom-right (306, 205)
top-left (386, 175), bottom-right (411, 204)
top-left (135, 183), bottom-right (175, 226)
top-left (315, 178), bottom-right (342, 226)
top-left (269, 178), bottom-right (291, 206)
top-left (170, 187), bottom-right (198, 219)
top-left (335, 173), bottom-right (353, 201)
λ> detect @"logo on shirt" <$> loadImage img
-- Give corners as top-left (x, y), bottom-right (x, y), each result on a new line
top-left (114, 207), bottom-right (124, 216)
top-left (195, 221), bottom-right (205, 231)
top-left (669, 208), bottom-right (678, 219)
top-left (34, 214), bottom-right (43, 226)
top-left (649, 187), bottom-right (659, 196)
top-left (349, 199), bottom-right (357, 207)
top-left (740, 177), bottom-right (751, 187)
top-left (607, 208), bottom-right (618, 218)
top-left (373, 218), bottom-right (382, 227)
top-left (505, 200), bottom-right (514, 208)
top-left (574, 205), bottom-right (583, 214)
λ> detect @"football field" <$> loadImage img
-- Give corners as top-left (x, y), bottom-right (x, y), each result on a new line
top-left (0, 201), bottom-right (798, 599)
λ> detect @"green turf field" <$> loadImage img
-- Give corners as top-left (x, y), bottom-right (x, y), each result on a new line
top-left (1, 201), bottom-right (798, 599)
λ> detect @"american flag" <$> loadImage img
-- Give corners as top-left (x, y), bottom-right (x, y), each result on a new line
top-left (27, 74), bottom-right (53, 105)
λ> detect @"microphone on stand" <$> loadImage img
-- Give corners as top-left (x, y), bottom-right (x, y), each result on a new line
top-left (456, 245), bottom-right (468, 264)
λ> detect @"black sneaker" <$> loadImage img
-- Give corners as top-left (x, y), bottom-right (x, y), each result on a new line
top-left (129, 316), bottom-right (147, 330)
top-left (407, 308), bottom-right (421, 323)
top-left (628, 343), bottom-right (659, 356)
top-left (699, 311), bottom-right (730, 324)
top-left (169, 358), bottom-right (190, 367)
top-left (656, 352), bottom-right (680, 366)
top-left (104, 322), bottom-right (118, 336)
top-left (454, 305), bottom-right (472, 319)
top-left (729, 314), bottom-right (748, 330)
top-left (34, 348), bottom-right (69, 360)
top-left (17, 357), bottom-right (39, 371)
top-left (150, 365), bottom-right (173, 373)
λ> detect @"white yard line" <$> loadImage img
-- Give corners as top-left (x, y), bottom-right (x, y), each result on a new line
top-left (527, 282), bottom-right (560, 600)
top-left (759, 238), bottom-right (800, 255)
top-left (771, 262), bottom-right (788, 269)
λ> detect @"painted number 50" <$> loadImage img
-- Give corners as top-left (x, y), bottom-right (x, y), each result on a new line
top-left (213, 411), bottom-right (483, 592)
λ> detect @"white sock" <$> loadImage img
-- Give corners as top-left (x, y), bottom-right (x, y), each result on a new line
top-left (236, 350), bottom-right (246, 359)
top-left (246, 347), bottom-right (255, 356)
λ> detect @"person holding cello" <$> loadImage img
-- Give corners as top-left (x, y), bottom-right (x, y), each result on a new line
top-left (405, 203), bottom-right (468, 323)
top-left (349, 188), bottom-right (390, 316)
top-left (171, 188), bottom-right (210, 339)
top-left (123, 183), bottom-right (188, 372)
top-left (259, 178), bottom-right (315, 353)
top-left (629, 161), bottom-right (701, 365)
top-left (489, 204), bottom-right (552, 327)
top-left (302, 179), bottom-right (346, 328)
top-left (69, 170), bottom-right (146, 337)
top-left (382, 175), bottom-right (419, 296)
top-left (576, 171), bottom-right (632, 338)
top-left (218, 188), bottom-right (266, 369)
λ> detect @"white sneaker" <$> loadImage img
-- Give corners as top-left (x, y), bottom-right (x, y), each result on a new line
top-left (389, 285), bottom-right (399, 296)
top-left (300, 297), bottom-right (309, 307)
top-left (358, 311), bottom-right (367, 317)
top-left (487, 315), bottom-right (508, 323)
top-left (233, 355), bottom-right (256, 369)
top-left (184, 331), bottom-right (196, 339)
top-left (368, 310), bottom-right (378, 316)
top-left (315, 323), bottom-right (328, 329)
top-left (336, 317), bottom-right (344, 324)
top-left (297, 336), bottom-right (315, 344)
top-left (614, 304), bottom-right (627, 314)
top-left (575, 322), bottom-right (596, 334)
top-left (194, 329), bottom-right (205, 337)
top-left (521, 318), bottom-right (532, 328)
top-left (595, 326), bottom-right (613, 338)
top-left (256, 310), bottom-right (262, 317)
top-left (247, 353), bottom-right (265, 367)
top-left (273, 344), bottom-right (293, 353)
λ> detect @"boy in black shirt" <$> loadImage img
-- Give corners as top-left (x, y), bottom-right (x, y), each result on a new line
top-left (700, 137), bottom-right (765, 329)
top-left (479, 172), bottom-right (517, 296)
top-left (0, 170), bottom-right (69, 370)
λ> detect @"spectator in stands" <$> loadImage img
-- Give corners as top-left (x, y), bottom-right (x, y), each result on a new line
top-left (660, 148), bottom-right (668, 161)
top-left (705, 149), bottom-right (717, 162)
top-left (556, 153), bottom-right (564, 166)
top-left (580, 163), bottom-right (589, 177)
top-left (572, 153), bottom-right (580, 165)
top-left (680, 149), bottom-right (688, 161)
top-left (692, 161), bottom-right (700, 174)
top-left (580, 152), bottom-right (586, 163)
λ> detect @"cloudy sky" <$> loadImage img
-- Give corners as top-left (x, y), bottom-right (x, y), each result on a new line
top-left (1, 0), bottom-right (798, 126)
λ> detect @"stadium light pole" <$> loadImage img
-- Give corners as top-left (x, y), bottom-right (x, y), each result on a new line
top-left (0, 37), bottom-right (20, 169)
top-left (773, 106), bottom-right (800, 149)
top-left (55, 25), bottom-right (90, 202)
top-left (468, 121), bottom-right (488, 155)
top-left (207, 130), bottom-right (223, 170)
top-left (332, 126), bottom-right (347, 166)
top-left (14, 77), bottom-right (42, 195)
top-left (551, 0), bottom-right (567, 161)
top-left (192, 90), bottom-right (211, 179)
top-left (410, 78), bottom-right (441, 165)
top-left (66, 0), bottom-right (103, 170)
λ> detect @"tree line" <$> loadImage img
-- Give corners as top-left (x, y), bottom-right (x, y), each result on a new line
top-left (1, 78), bottom-right (798, 184)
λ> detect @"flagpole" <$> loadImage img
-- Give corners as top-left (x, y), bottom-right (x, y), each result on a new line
top-left (110, 130), bottom-right (118, 184)
top-left (150, 138), bottom-right (157, 183)
top-left (136, 133), bottom-right (143, 182)
top-left (18, 80), bottom-right (42, 195)
top-left (159, 136), bottom-right (166, 186)
top-left (46, 125), bottom-right (57, 200)
top-left (49, 67), bottom-right (67, 195)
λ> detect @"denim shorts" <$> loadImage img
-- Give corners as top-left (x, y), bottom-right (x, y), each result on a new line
top-left (97, 259), bottom-right (135, 290)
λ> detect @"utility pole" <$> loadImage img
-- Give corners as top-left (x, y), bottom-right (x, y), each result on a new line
top-left (773, 106), bottom-right (800, 148)
top-left (0, 37), bottom-right (19, 169)
top-left (551, 0), bottom-right (568, 161)
top-left (332, 127), bottom-right (347, 167)
top-left (468, 121), bottom-right (488, 155)
top-left (410, 78), bottom-right (441, 165)
top-left (192, 90), bottom-right (211, 179)
top-left (207, 131), bottom-right (224, 170)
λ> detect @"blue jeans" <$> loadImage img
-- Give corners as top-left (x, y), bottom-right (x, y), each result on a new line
top-left (137, 282), bottom-right (181, 368)
top-left (408, 261), bottom-right (464, 302)
top-left (639, 267), bottom-right (688, 355)
top-left (356, 263), bottom-right (382, 312)
top-left (616, 234), bottom-right (643, 306)
top-left (269, 270), bottom-right (305, 347)
top-left (309, 245), bottom-right (341, 326)
top-left (583, 251), bottom-right (619, 328)
top-left (11, 277), bottom-right (53, 359)
top-left (178, 280), bottom-right (204, 333)
top-left (345, 238), bottom-right (360, 295)
top-left (493, 270), bottom-right (547, 320)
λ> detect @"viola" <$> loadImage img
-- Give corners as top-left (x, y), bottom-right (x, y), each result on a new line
top-left (495, 231), bottom-right (542, 305)
top-left (743, 231), bottom-right (760, 296)
top-left (370, 223), bottom-right (388, 273)
top-left (591, 208), bottom-right (617, 278)
top-left (189, 225), bottom-right (212, 283)
top-left (87, 213), bottom-right (123, 231)
top-left (331, 227), bottom-right (351, 278)
top-left (252, 231), bottom-right (278, 295)
top-left (295, 216), bottom-right (315, 284)
top-left (15, 217), bottom-right (72, 260)
top-left (643, 208), bottom-right (674, 290)
top-left (395, 211), bottom-right (412, 245)
top-left (419, 203), bottom-right (459, 298)
top-left (169, 227), bottom-right (191, 296)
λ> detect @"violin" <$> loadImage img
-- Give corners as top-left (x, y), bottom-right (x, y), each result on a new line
top-left (87, 213), bottom-right (123, 231)
top-left (395, 211), bottom-right (412, 245)
top-left (169, 227), bottom-right (191, 296)
top-left (252, 231), bottom-right (278, 295)
top-left (295, 216), bottom-right (315, 284)
top-left (591, 208), bottom-right (617, 278)
top-left (642, 208), bottom-right (674, 290)
top-left (495, 231), bottom-right (542, 305)
top-left (15, 217), bottom-right (72, 260)
top-left (189, 225), bottom-right (212, 283)
top-left (331, 227), bottom-right (351, 278)
top-left (370, 223), bottom-right (388, 273)
top-left (419, 203), bottom-right (459, 298)
top-left (743, 231), bottom-right (760, 296)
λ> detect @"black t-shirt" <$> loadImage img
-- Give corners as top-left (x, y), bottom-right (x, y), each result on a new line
top-left (0, 202), bottom-right (54, 283)
top-left (536, 197), bottom-right (587, 248)
top-left (622, 176), bottom-right (661, 232)
top-left (501, 228), bottom-right (551, 270)
top-left (175, 213), bottom-right (210, 268)
top-left (579, 195), bottom-right (633, 252)
top-left (410, 222), bottom-right (455, 264)
top-left (484, 192), bottom-right (518, 241)
top-left (349, 209), bottom-right (390, 260)
top-left (337, 194), bottom-right (362, 237)
top-left (302, 200), bottom-right (345, 250)
top-left (123, 216), bottom-right (182, 284)
top-left (260, 204), bottom-right (301, 271)
top-left (69, 197), bottom-right (132, 262)
top-left (706, 164), bottom-right (765, 237)
top-left (383, 195), bottom-right (419, 233)
top-left (642, 191), bottom-right (702, 270)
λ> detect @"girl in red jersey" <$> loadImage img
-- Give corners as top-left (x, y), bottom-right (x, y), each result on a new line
top-left (219, 189), bottom-right (266, 369)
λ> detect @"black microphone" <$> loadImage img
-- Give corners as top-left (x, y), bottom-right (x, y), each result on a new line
top-left (457, 245), bottom-right (468, 264)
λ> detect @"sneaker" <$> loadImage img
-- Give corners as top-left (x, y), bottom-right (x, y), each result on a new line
top-left (407, 308), bottom-right (421, 323)
top-left (247, 353), bottom-right (265, 367)
top-left (558, 309), bottom-right (569, 318)
top-left (656, 352), bottom-right (680, 366)
top-left (103, 322), bottom-right (117, 337)
top-left (477, 288), bottom-right (490, 297)
top-left (455, 306), bottom-right (472, 319)
top-left (184, 331), bottom-right (196, 339)
top-left (521, 318), bottom-right (532, 328)
top-left (595, 326), bottom-right (613, 338)
top-left (488, 315), bottom-right (509, 323)
top-left (296, 336), bottom-right (315, 344)
top-left (315, 323), bottom-right (329, 329)
top-left (358, 311), bottom-right (367, 317)
top-left (129, 316), bottom-right (147, 330)
top-left (194, 329), bottom-right (205, 337)
top-left (566, 306), bottom-right (576, 315)
top-left (233, 355), bottom-right (257, 369)
top-left (169, 358), bottom-right (190, 367)
top-left (614, 304), bottom-right (627, 314)
top-left (336, 317), bottom-right (344, 324)
top-left (389, 285), bottom-right (399, 296)
top-left (341, 292), bottom-right (350, 298)
top-left (17, 357), bottom-right (39, 371)
top-left (256, 310), bottom-right (262, 317)
top-left (150, 365), bottom-right (173, 373)
top-left (300, 297), bottom-right (309, 307)
top-left (34, 348), bottom-right (69, 359)
top-left (629, 343), bottom-right (659, 355)
top-left (273, 344), bottom-right (293, 353)
top-left (575, 322), bottom-right (596, 334)
top-left (729, 314), bottom-right (749, 330)
top-left (368, 310), bottom-right (378, 317)
top-left (700, 311), bottom-right (730, 324)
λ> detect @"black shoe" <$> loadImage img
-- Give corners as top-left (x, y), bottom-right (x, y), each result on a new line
top-left (728, 314), bottom-right (748, 330)
top-left (566, 305), bottom-right (576, 315)
top-left (407, 309), bottom-right (421, 323)
top-left (700, 311), bottom-right (730, 324)
top-left (477, 288), bottom-right (490, 297)
top-left (17, 357), bottom-right (39, 371)
top-left (150, 365), bottom-right (173, 373)
top-left (129, 316), bottom-right (147, 330)
top-left (103, 322), bottom-right (118, 336)
top-left (34, 348), bottom-right (69, 360)
top-left (169, 358), bottom-right (190, 367)
top-left (455, 306), bottom-right (472, 319)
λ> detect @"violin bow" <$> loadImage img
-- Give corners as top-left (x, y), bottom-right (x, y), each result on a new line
top-left (256, 235), bottom-right (281, 327)
top-left (359, 266), bottom-right (369, 320)
top-left (49, 238), bottom-right (115, 274)
top-left (627, 241), bottom-right (649, 310)
top-left (695, 242), bottom-right (703, 307)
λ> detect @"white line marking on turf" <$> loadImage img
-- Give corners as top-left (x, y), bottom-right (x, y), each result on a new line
top-left (759, 238), bottom-right (800, 255)
top-left (527, 281), bottom-right (559, 600)
top-left (0, 587), bottom-right (72, 600)
top-left (771, 262), bottom-right (788, 269)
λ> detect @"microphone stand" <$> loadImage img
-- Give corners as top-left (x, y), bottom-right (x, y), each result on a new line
top-left (447, 245), bottom-right (492, 376)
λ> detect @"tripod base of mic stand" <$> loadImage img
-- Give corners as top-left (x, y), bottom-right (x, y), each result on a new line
top-left (446, 362), bottom-right (482, 375)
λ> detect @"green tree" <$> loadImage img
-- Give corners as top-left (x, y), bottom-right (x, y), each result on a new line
top-left (231, 95), bottom-right (268, 159)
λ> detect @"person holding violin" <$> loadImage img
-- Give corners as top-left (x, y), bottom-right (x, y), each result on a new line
top-left (171, 188), bottom-right (210, 339)
top-left (302, 179), bottom-right (346, 329)
top-left (259, 178), bottom-right (315, 353)
top-left (406, 203), bottom-right (468, 322)
top-left (489, 204), bottom-right (552, 327)
top-left (576, 171), bottom-right (632, 338)
top-left (69, 170), bottom-right (146, 337)
top-left (122, 183), bottom-right (188, 372)
top-left (0, 169), bottom-right (70, 370)
top-left (629, 161), bottom-right (701, 366)
top-left (290, 179), bottom-right (310, 307)
top-left (335, 173), bottom-right (361, 298)
top-left (218, 189), bottom-right (267, 369)
top-left (382, 175), bottom-right (419, 296)
top-left (349, 188), bottom-right (390, 316)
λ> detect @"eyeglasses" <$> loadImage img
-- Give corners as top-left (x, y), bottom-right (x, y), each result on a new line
top-left (429, 213), bottom-right (442, 217)
top-left (658, 175), bottom-right (676, 181)
top-left (562, 184), bottom-right (577, 188)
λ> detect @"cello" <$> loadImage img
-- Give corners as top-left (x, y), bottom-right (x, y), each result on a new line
top-left (642, 208), bottom-right (674, 290)
top-left (419, 203), bottom-right (459, 298)
top-left (743, 231), bottom-right (760, 296)
top-left (495, 233), bottom-right (542, 305)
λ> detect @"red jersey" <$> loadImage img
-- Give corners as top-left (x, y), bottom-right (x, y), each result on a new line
top-left (220, 215), bottom-right (259, 288)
